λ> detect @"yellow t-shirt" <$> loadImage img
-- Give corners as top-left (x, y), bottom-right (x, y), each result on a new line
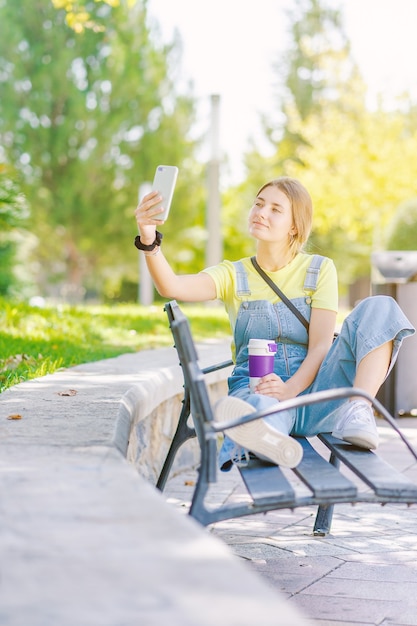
top-left (203, 253), bottom-right (338, 335)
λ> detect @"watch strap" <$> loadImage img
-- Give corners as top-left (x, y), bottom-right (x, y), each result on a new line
top-left (134, 230), bottom-right (163, 251)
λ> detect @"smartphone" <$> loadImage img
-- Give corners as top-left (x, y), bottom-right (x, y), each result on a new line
top-left (151, 165), bottom-right (178, 221)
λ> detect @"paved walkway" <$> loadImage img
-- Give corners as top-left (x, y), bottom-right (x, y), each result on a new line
top-left (164, 418), bottom-right (417, 626)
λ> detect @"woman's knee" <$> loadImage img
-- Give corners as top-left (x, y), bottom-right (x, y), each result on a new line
top-left (345, 295), bottom-right (401, 331)
top-left (354, 295), bottom-right (397, 315)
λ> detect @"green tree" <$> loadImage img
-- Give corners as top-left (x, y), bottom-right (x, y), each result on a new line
top-left (283, 102), bottom-right (417, 288)
top-left (266, 0), bottom-right (357, 167)
top-left (0, 0), bottom-right (204, 300)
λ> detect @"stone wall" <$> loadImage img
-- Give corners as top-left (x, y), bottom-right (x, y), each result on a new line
top-left (126, 364), bottom-right (231, 483)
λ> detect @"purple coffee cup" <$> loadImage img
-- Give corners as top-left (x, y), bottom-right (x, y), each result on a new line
top-left (248, 338), bottom-right (277, 392)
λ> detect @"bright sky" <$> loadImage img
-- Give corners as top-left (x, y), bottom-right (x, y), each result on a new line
top-left (146, 0), bottom-right (417, 184)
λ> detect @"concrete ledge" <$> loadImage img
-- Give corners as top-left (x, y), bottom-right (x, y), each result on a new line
top-left (123, 341), bottom-right (234, 482)
top-left (0, 342), bottom-right (311, 626)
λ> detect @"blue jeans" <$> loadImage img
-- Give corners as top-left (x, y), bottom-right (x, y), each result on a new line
top-left (218, 296), bottom-right (415, 470)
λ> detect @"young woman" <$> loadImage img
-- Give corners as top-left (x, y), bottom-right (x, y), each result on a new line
top-left (134, 177), bottom-right (415, 470)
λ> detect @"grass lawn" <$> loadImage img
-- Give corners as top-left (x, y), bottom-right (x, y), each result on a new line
top-left (0, 298), bottom-right (231, 393)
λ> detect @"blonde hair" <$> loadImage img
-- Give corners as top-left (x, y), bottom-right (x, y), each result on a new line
top-left (256, 177), bottom-right (313, 255)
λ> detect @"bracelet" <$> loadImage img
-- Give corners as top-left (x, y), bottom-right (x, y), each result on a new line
top-left (134, 230), bottom-right (163, 251)
top-left (143, 247), bottom-right (161, 257)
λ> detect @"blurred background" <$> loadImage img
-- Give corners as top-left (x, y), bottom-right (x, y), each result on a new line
top-left (1, 0), bottom-right (417, 306)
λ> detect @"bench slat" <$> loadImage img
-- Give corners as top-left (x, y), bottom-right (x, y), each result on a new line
top-left (319, 434), bottom-right (417, 498)
top-left (294, 437), bottom-right (357, 499)
top-left (239, 460), bottom-right (295, 506)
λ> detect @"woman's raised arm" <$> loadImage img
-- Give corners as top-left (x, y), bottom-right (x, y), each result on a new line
top-left (134, 190), bottom-right (217, 303)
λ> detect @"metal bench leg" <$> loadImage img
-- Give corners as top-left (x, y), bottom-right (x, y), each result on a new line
top-left (156, 388), bottom-right (195, 491)
top-left (313, 503), bottom-right (335, 536)
top-left (313, 452), bottom-right (339, 536)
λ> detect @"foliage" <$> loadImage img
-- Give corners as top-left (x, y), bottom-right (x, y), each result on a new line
top-left (284, 104), bottom-right (417, 287)
top-left (51, 0), bottom-right (127, 33)
top-left (386, 198), bottom-right (417, 251)
top-left (0, 298), bottom-right (231, 392)
top-left (0, 0), bottom-right (205, 301)
top-left (265, 0), bottom-right (355, 166)
top-left (0, 165), bottom-right (28, 231)
top-left (0, 165), bottom-right (29, 295)
top-left (284, 0), bottom-right (347, 114)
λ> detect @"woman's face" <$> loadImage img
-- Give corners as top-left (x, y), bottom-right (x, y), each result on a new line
top-left (248, 185), bottom-right (296, 245)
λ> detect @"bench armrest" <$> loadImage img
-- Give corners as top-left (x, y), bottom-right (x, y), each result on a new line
top-left (210, 386), bottom-right (417, 462)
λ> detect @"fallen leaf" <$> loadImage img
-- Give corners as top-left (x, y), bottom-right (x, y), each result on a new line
top-left (184, 480), bottom-right (195, 486)
top-left (7, 414), bottom-right (22, 420)
top-left (57, 389), bottom-right (78, 396)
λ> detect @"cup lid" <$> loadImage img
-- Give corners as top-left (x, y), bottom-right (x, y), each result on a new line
top-left (248, 338), bottom-right (277, 353)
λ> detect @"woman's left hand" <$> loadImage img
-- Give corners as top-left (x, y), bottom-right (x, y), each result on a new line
top-left (254, 373), bottom-right (295, 401)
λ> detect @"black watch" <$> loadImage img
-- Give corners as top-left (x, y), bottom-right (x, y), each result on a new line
top-left (134, 230), bottom-right (163, 251)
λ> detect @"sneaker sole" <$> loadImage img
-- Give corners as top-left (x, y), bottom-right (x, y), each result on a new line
top-left (215, 396), bottom-right (303, 469)
top-left (332, 428), bottom-right (378, 450)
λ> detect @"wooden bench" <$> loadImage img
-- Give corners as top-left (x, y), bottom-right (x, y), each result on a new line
top-left (157, 300), bottom-right (417, 533)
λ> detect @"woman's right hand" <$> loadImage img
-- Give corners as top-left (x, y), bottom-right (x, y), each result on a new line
top-left (134, 190), bottom-right (165, 245)
top-left (133, 189), bottom-right (218, 302)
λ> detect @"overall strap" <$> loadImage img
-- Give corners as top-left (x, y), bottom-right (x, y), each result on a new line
top-left (250, 256), bottom-right (310, 332)
top-left (303, 255), bottom-right (326, 291)
top-left (233, 261), bottom-right (251, 298)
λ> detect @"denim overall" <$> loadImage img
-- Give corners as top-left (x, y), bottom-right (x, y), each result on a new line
top-left (218, 256), bottom-right (415, 470)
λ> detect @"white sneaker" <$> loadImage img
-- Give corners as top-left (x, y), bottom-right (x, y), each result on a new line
top-left (332, 400), bottom-right (379, 450)
top-left (214, 396), bottom-right (303, 469)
